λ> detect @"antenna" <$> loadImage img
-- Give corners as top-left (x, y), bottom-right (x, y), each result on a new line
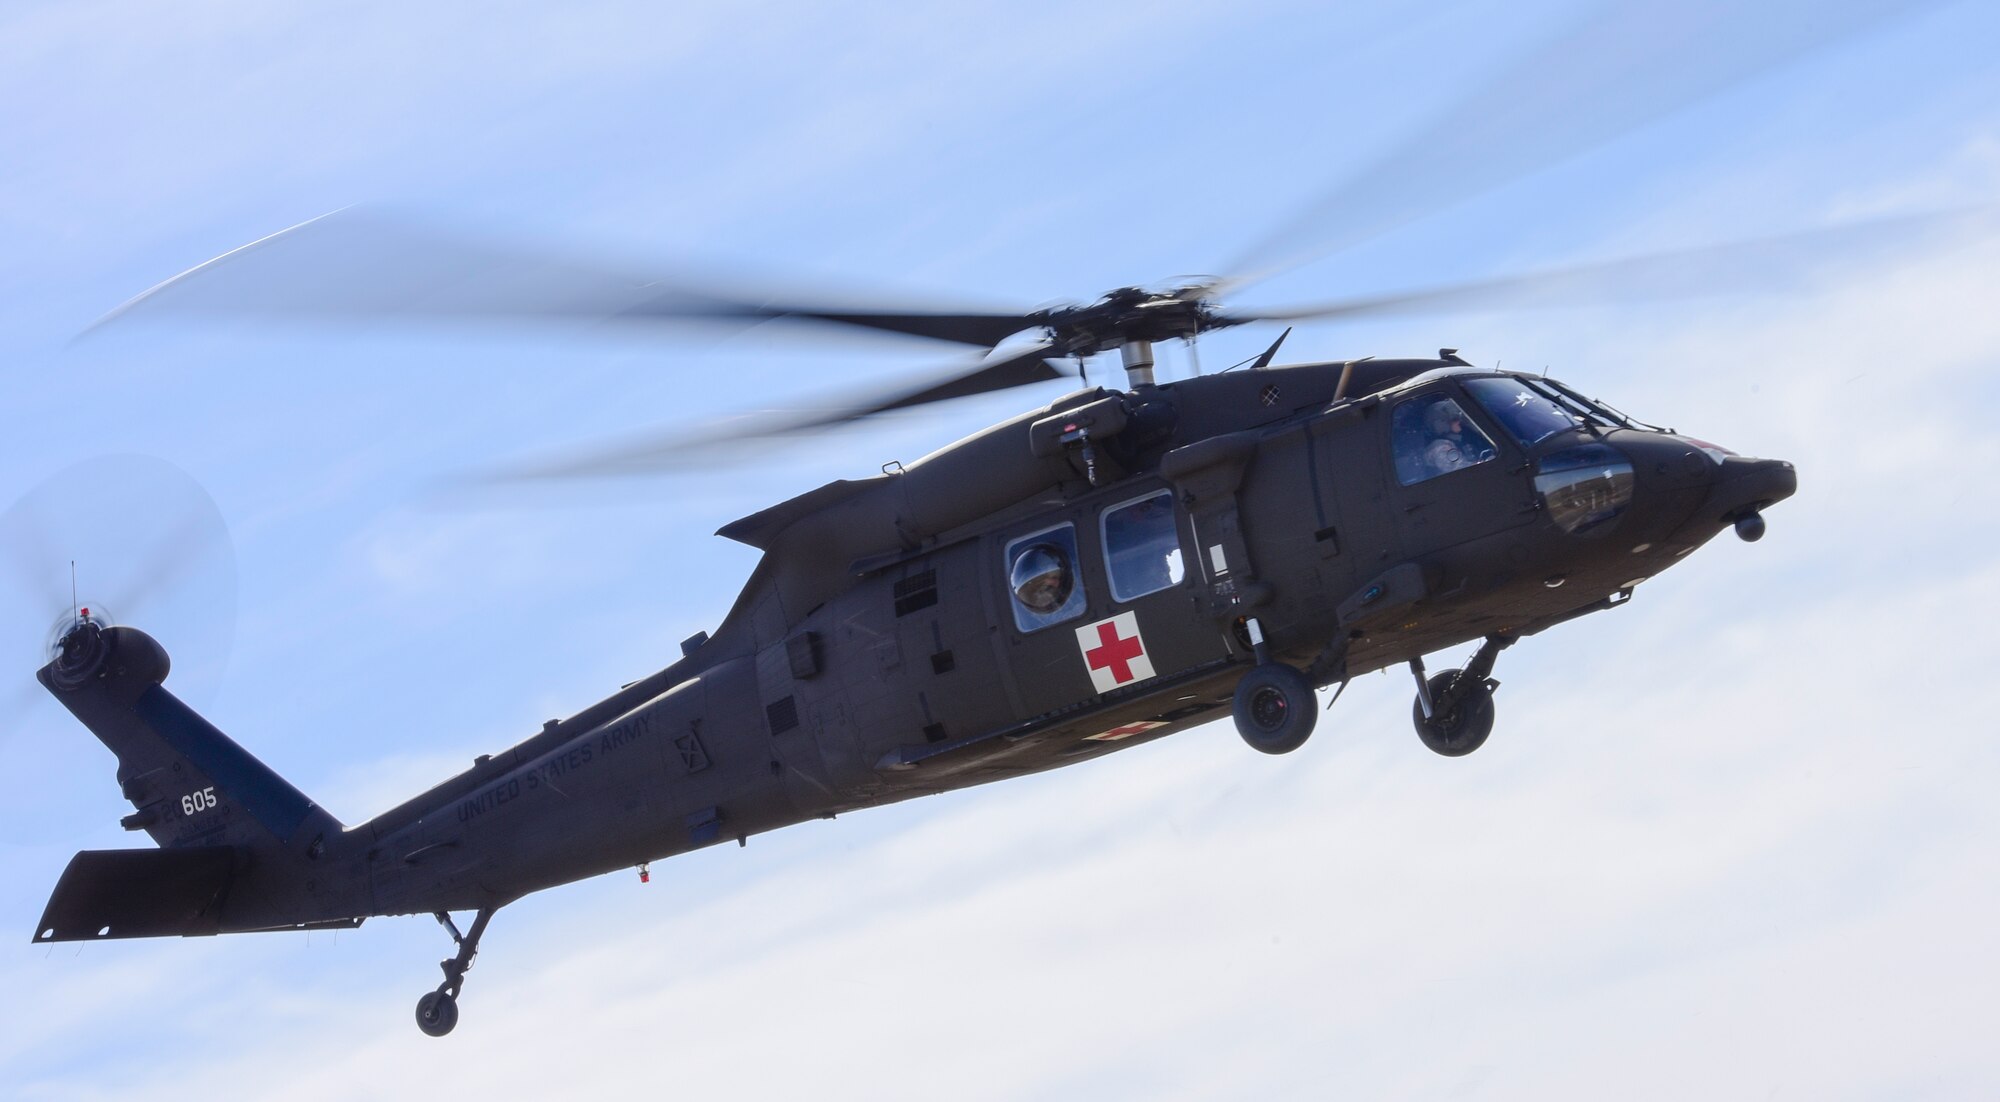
top-left (71, 560), bottom-right (77, 622)
top-left (1249, 327), bottom-right (1293, 371)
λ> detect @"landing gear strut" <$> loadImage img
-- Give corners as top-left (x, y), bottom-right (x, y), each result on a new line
top-left (415, 907), bottom-right (494, 1037)
top-left (1409, 635), bottom-right (1513, 757)
top-left (1232, 617), bottom-right (1318, 755)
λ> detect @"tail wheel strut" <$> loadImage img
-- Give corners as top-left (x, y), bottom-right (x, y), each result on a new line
top-left (415, 907), bottom-right (495, 1037)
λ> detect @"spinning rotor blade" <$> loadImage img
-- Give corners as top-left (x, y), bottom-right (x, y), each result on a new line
top-left (479, 345), bottom-right (1068, 481)
top-left (0, 455), bottom-right (238, 680)
top-left (852, 345), bottom-right (1069, 413)
top-left (90, 210), bottom-right (681, 330)
top-left (662, 307), bottom-right (1037, 349)
top-left (76, 0), bottom-right (1956, 504)
top-left (1224, 207), bottom-right (1994, 326)
top-left (1219, 0), bottom-right (1939, 292)
top-left (90, 208), bottom-right (1039, 349)
top-left (82, 0), bottom-right (1945, 355)
top-left (0, 456), bottom-right (238, 844)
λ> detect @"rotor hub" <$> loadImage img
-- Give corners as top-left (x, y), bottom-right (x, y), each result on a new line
top-left (1038, 285), bottom-right (1226, 358)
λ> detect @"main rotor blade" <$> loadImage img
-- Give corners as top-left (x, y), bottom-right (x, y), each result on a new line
top-left (1220, 0), bottom-right (1939, 292)
top-left (88, 209), bottom-right (682, 331)
top-left (477, 345), bottom-right (1068, 482)
top-left (88, 208), bottom-right (1038, 348)
top-left (657, 307), bottom-right (1037, 349)
top-left (853, 345), bottom-right (1068, 413)
top-left (1224, 207), bottom-right (1992, 326)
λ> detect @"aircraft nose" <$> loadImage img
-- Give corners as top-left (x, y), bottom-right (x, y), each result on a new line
top-left (1703, 455), bottom-right (1798, 540)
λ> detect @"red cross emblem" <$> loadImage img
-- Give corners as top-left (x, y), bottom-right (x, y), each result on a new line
top-left (1075, 612), bottom-right (1156, 693)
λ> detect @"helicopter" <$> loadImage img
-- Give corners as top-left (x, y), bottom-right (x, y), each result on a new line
top-left (37, 2), bottom-right (1941, 1040)
top-left (32, 270), bottom-right (1794, 1037)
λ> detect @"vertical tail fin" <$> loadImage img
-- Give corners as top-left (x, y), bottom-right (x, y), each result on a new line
top-left (39, 622), bottom-right (340, 851)
top-left (32, 622), bottom-right (358, 942)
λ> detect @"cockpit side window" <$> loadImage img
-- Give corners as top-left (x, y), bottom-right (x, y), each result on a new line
top-left (1100, 490), bottom-right (1185, 602)
top-left (1392, 393), bottom-right (1498, 485)
top-left (1463, 376), bottom-right (1582, 447)
top-left (1005, 523), bottom-right (1088, 632)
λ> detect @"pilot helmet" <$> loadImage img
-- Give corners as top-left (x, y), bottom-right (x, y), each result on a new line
top-left (1424, 401), bottom-right (1464, 436)
top-left (1010, 543), bottom-right (1073, 614)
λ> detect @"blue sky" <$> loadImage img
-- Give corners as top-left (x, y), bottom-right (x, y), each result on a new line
top-left (4, 1), bottom-right (1998, 1097)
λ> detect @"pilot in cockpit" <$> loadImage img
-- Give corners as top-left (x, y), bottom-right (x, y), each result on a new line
top-left (1422, 399), bottom-right (1487, 475)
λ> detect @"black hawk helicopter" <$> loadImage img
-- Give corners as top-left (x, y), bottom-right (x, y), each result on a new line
top-left (46, 0), bottom-right (1953, 1038)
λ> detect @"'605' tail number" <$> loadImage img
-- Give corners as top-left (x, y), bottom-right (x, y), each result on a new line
top-left (181, 787), bottom-right (218, 817)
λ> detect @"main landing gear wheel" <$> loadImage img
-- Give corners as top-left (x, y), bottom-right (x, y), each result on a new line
top-left (1408, 637), bottom-right (1513, 757)
top-left (1233, 663), bottom-right (1317, 754)
top-left (1411, 669), bottom-right (1496, 757)
top-left (415, 990), bottom-right (459, 1037)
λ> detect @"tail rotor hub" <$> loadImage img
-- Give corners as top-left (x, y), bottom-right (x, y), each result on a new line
top-left (45, 608), bottom-right (112, 691)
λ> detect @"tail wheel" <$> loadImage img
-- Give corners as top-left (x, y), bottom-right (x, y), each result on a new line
top-left (1412, 670), bottom-right (1495, 757)
top-left (1232, 663), bottom-right (1317, 755)
top-left (416, 990), bottom-right (459, 1037)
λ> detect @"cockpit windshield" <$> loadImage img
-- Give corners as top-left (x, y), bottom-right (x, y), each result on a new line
top-left (1543, 378), bottom-right (1649, 430)
top-left (1462, 374), bottom-right (1646, 446)
top-left (1462, 377), bottom-right (1586, 446)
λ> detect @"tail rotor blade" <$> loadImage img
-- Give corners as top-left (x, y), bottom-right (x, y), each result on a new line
top-left (102, 504), bottom-right (236, 622)
top-left (0, 495), bottom-right (69, 616)
top-left (0, 455), bottom-right (238, 716)
top-left (0, 456), bottom-right (239, 846)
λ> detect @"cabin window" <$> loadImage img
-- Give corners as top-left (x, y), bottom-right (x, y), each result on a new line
top-left (1005, 524), bottom-right (1087, 632)
top-left (1100, 490), bottom-right (1185, 602)
top-left (1392, 393), bottom-right (1497, 485)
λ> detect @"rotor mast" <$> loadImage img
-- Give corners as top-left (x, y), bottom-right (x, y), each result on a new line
top-left (1119, 341), bottom-right (1156, 388)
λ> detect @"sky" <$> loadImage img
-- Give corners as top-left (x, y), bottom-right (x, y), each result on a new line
top-left (3, 0), bottom-right (1998, 1097)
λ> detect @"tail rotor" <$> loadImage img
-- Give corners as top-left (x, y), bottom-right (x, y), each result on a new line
top-left (0, 455), bottom-right (238, 844)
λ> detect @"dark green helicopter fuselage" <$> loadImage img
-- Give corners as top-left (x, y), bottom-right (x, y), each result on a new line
top-left (34, 355), bottom-right (1794, 955)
